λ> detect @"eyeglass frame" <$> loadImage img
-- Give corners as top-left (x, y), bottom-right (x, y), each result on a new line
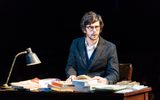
top-left (86, 25), bottom-right (100, 31)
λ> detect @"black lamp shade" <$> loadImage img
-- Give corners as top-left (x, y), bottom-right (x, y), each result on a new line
top-left (26, 52), bottom-right (41, 66)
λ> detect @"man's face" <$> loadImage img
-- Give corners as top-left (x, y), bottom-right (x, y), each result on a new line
top-left (85, 21), bottom-right (100, 41)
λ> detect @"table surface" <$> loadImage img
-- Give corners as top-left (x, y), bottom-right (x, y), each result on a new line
top-left (0, 86), bottom-right (152, 100)
top-left (0, 86), bottom-right (152, 95)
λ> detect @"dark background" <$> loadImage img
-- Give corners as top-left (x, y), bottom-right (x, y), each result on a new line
top-left (0, 0), bottom-right (160, 99)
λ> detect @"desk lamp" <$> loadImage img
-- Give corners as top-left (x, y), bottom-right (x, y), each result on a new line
top-left (3, 48), bottom-right (41, 88)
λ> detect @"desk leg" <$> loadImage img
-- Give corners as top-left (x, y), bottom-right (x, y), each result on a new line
top-left (144, 92), bottom-right (148, 100)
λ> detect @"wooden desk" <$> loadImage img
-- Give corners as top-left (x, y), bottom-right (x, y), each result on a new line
top-left (110, 87), bottom-right (152, 100)
top-left (0, 87), bottom-right (152, 100)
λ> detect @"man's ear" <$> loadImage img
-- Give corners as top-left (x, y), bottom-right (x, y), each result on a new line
top-left (83, 29), bottom-right (87, 34)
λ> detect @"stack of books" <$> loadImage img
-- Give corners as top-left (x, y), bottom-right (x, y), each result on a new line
top-left (48, 81), bottom-right (74, 92)
top-left (72, 79), bottom-right (98, 92)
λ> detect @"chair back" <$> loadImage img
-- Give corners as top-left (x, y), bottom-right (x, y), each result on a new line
top-left (119, 63), bottom-right (133, 81)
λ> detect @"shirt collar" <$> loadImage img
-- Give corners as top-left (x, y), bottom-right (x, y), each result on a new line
top-left (85, 37), bottom-right (99, 48)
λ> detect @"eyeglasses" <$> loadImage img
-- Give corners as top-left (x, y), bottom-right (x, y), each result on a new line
top-left (86, 25), bottom-right (100, 31)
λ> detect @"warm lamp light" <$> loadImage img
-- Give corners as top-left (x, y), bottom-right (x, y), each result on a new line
top-left (3, 48), bottom-right (41, 88)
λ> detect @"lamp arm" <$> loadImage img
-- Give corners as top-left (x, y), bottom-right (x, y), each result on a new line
top-left (4, 51), bottom-right (27, 86)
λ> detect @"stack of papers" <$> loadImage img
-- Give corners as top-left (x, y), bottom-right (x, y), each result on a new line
top-left (91, 84), bottom-right (148, 93)
top-left (10, 77), bottom-right (60, 91)
top-left (91, 85), bottom-right (128, 92)
top-left (10, 79), bottom-right (40, 90)
top-left (115, 85), bottom-right (148, 93)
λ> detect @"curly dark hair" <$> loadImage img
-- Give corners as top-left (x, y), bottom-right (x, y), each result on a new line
top-left (80, 11), bottom-right (104, 33)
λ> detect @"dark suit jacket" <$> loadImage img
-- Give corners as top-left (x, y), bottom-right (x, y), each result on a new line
top-left (65, 36), bottom-right (119, 84)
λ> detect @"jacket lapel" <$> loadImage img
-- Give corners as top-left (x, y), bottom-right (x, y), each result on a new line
top-left (79, 37), bottom-right (88, 68)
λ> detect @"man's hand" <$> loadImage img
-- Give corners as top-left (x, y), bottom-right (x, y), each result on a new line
top-left (66, 75), bottom-right (77, 82)
top-left (92, 76), bottom-right (108, 84)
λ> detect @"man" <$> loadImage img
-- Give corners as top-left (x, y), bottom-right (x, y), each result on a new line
top-left (65, 11), bottom-right (119, 84)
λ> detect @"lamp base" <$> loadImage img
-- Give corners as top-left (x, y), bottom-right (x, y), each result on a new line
top-left (3, 84), bottom-right (9, 88)
top-left (0, 84), bottom-right (15, 91)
